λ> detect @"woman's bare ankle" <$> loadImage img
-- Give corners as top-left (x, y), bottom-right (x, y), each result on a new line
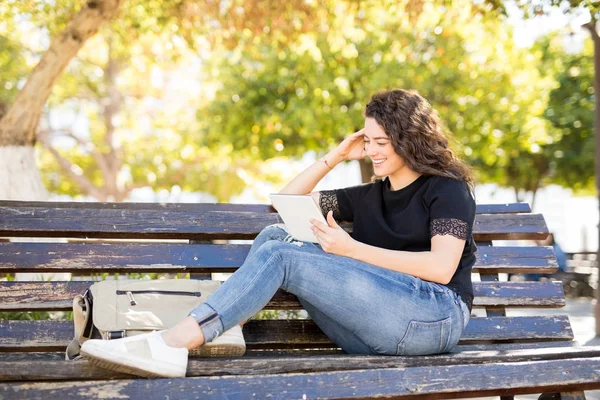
top-left (161, 316), bottom-right (205, 350)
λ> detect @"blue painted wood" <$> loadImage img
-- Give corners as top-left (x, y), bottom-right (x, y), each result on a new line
top-left (2, 346), bottom-right (600, 381)
top-left (0, 202), bottom-right (548, 240)
top-left (0, 281), bottom-right (566, 312)
top-left (1, 356), bottom-right (599, 399)
top-left (476, 203), bottom-right (531, 214)
top-left (0, 316), bottom-right (573, 351)
top-left (0, 243), bottom-right (558, 273)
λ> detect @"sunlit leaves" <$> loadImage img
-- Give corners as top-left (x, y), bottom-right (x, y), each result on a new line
top-left (544, 40), bottom-right (595, 193)
top-left (7, 0), bottom-right (596, 201)
top-left (197, 0), bottom-right (556, 198)
top-left (0, 36), bottom-right (27, 106)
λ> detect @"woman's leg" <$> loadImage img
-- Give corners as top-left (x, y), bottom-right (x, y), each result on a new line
top-left (80, 226), bottom-right (468, 378)
top-left (245, 224), bottom-right (291, 258)
top-left (237, 225), bottom-right (375, 353)
top-left (183, 232), bottom-right (465, 355)
top-left (163, 225), bottom-right (290, 348)
top-left (296, 297), bottom-right (374, 354)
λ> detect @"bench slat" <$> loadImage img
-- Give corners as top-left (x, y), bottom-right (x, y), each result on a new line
top-left (0, 281), bottom-right (565, 312)
top-left (0, 316), bottom-right (573, 351)
top-left (0, 243), bottom-right (558, 274)
top-left (475, 203), bottom-right (531, 214)
top-left (242, 316), bottom-right (573, 346)
top-left (473, 214), bottom-right (548, 241)
top-left (0, 341), bottom-right (581, 363)
top-left (0, 346), bottom-right (598, 381)
top-left (1, 356), bottom-right (599, 399)
top-left (0, 200), bottom-right (530, 214)
top-left (0, 206), bottom-right (548, 240)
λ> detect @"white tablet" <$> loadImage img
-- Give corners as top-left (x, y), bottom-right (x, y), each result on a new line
top-left (269, 194), bottom-right (327, 243)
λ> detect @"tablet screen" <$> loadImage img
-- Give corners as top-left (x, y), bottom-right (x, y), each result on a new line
top-left (269, 194), bottom-right (327, 243)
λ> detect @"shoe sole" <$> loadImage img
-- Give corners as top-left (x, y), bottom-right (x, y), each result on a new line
top-left (81, 346), bottom-right (186, 378)
top-left (189, 328), bottom-right (246, 358)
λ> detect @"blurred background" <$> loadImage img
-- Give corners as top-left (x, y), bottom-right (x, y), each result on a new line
top-left (3, 2), bottom-right (599, 254)
top-left (1, 0), bottom-right (600, 342)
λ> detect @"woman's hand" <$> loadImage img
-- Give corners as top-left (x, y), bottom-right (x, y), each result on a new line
top-left (332, 129), bottom-right (366, 161)
top-left (310, 211), bottom-right (357, 257)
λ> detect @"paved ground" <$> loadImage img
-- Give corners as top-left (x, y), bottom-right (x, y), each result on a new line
top-left (471, 297), bottom-right (600, 400)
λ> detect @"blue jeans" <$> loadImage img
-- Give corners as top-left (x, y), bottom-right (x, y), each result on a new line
top-left (189, 225), bottom-right (470, 355)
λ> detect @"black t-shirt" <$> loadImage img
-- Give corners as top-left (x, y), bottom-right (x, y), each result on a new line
top-left (319, 175), bottom-right (477, 310)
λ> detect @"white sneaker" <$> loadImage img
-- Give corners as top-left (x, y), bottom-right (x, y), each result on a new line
top-left (189, 324), bottom-right (246, 357)
top-left (81, 331), bottom-right (188, 378)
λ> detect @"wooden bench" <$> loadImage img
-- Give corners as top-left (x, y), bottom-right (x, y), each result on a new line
top-left (0, 200), bottom-right (600, 399)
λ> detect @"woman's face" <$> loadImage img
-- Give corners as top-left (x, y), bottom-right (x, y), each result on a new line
top-left (363, 117), bottom-right (406, 178)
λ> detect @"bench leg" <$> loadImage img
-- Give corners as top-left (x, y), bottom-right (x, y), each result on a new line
top-left (500, 396), bottom-right (515, 400)
top-left (538, 392), bottom-right (586, 400)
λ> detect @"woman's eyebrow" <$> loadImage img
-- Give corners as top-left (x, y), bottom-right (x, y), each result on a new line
top-left (364, 136), bottom-right (390, 140)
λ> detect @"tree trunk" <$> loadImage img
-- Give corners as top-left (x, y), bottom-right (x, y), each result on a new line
top-left (514, 187), bottom-right (523, 203)
top-left (102, 44), bottom-right (124, 201)
top-left (0, 0), bottom-right (124, 200)
top-left (0, 147), bottom-right (48, 200)
top-left (358, 159), bottom-right (373, 183)
top-left (583, 20), bottom-right (600, 337)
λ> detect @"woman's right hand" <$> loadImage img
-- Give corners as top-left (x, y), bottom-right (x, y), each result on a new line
top-left (333, 129), bottom-right (366, 161)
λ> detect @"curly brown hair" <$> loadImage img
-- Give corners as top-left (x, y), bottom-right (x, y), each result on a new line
top-left (365, 89), bottom-right (474, 190)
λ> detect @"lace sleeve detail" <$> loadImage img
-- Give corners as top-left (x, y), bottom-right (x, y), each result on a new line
top-left (430, 218), bottom-right (469, 240)
top-left (319, 190), bottom-right (340, 220)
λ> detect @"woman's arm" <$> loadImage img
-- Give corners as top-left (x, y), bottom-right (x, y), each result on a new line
top-left (348, 235), bottom-right (465, 284)
top-left (278, 152), bottom-right (344, 195)
top-left (278, 129), bottom-right (365, 195)
top-left (311, 213), bottom-right (464, 284)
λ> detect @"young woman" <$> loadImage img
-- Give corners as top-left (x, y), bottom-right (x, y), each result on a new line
top-left (81, 89), bottom-right (476, 378)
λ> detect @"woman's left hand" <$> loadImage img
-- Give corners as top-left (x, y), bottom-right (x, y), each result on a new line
top-left (310, 211), bottom-right (356, 257)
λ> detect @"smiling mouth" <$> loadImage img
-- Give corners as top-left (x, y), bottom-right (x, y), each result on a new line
top-left (372, 159), bottom-right (385, 166)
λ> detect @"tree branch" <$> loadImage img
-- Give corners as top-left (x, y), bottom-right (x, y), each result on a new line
top-left (583, 21), bottom-right (599, 41)
top-left (39, 139), bottom-right (107, 201)
top-left (0, 0), bottom-right (124, 146)
top-left (101, 38), bottom-right (125, 199)
top-left (38, 122), bottom-right (114, 184)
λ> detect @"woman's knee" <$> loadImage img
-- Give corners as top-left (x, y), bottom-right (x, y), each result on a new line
top-left (255, 239), bottom-right (289, 257)
top-left (248, 225), bottom-right (289, 258)
top-left (254, 224), bottom-right (288, 243)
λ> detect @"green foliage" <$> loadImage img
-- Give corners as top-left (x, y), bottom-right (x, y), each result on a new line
top-left (198, 0), bottom-right (559, 196)
top-left (0, 310), bottom-right (73, 321)
top-left (1, 0), bottom-right (85, 38)
top-left (544, 42), bottom-right (595, 193)
top-left (3, 0), bottom-right (597, 200)
top-left (254, 310), bottom-right (304, 320)
top-left (0, 16), bottom-right (28, 120)
top-left (0, 36), bottom-right (26, 105)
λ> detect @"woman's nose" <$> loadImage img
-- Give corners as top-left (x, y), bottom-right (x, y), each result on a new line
top-left (364, 142), bottom-right (378, 156)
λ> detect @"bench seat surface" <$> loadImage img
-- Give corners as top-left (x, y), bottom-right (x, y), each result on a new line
top-left (1, 201), bottom-right (598, 399)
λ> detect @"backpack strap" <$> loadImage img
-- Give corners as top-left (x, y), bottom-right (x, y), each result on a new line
top-left (65, 290), bottom-right (92, 360)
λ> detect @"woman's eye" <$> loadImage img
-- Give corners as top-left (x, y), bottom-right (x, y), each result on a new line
top-left (377, 142), bottom-right (386, 146)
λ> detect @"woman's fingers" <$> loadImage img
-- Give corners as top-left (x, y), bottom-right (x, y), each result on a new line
top-left (311, 224), bottom-right (325, 246)
top-left (349, 130), bottom-right (364, 140)
top-left (310, 219), bottom-right (328, 233)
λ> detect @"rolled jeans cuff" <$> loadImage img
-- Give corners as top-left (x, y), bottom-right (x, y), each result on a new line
top-left (188, 302), bottom-right (224, 343)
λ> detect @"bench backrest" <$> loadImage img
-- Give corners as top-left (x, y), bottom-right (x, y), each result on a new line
top-left (0, 200), bottom-right (569, 353)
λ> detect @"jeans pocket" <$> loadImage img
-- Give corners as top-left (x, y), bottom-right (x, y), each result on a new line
top-left (396, 317), bottom-right (452, 356)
